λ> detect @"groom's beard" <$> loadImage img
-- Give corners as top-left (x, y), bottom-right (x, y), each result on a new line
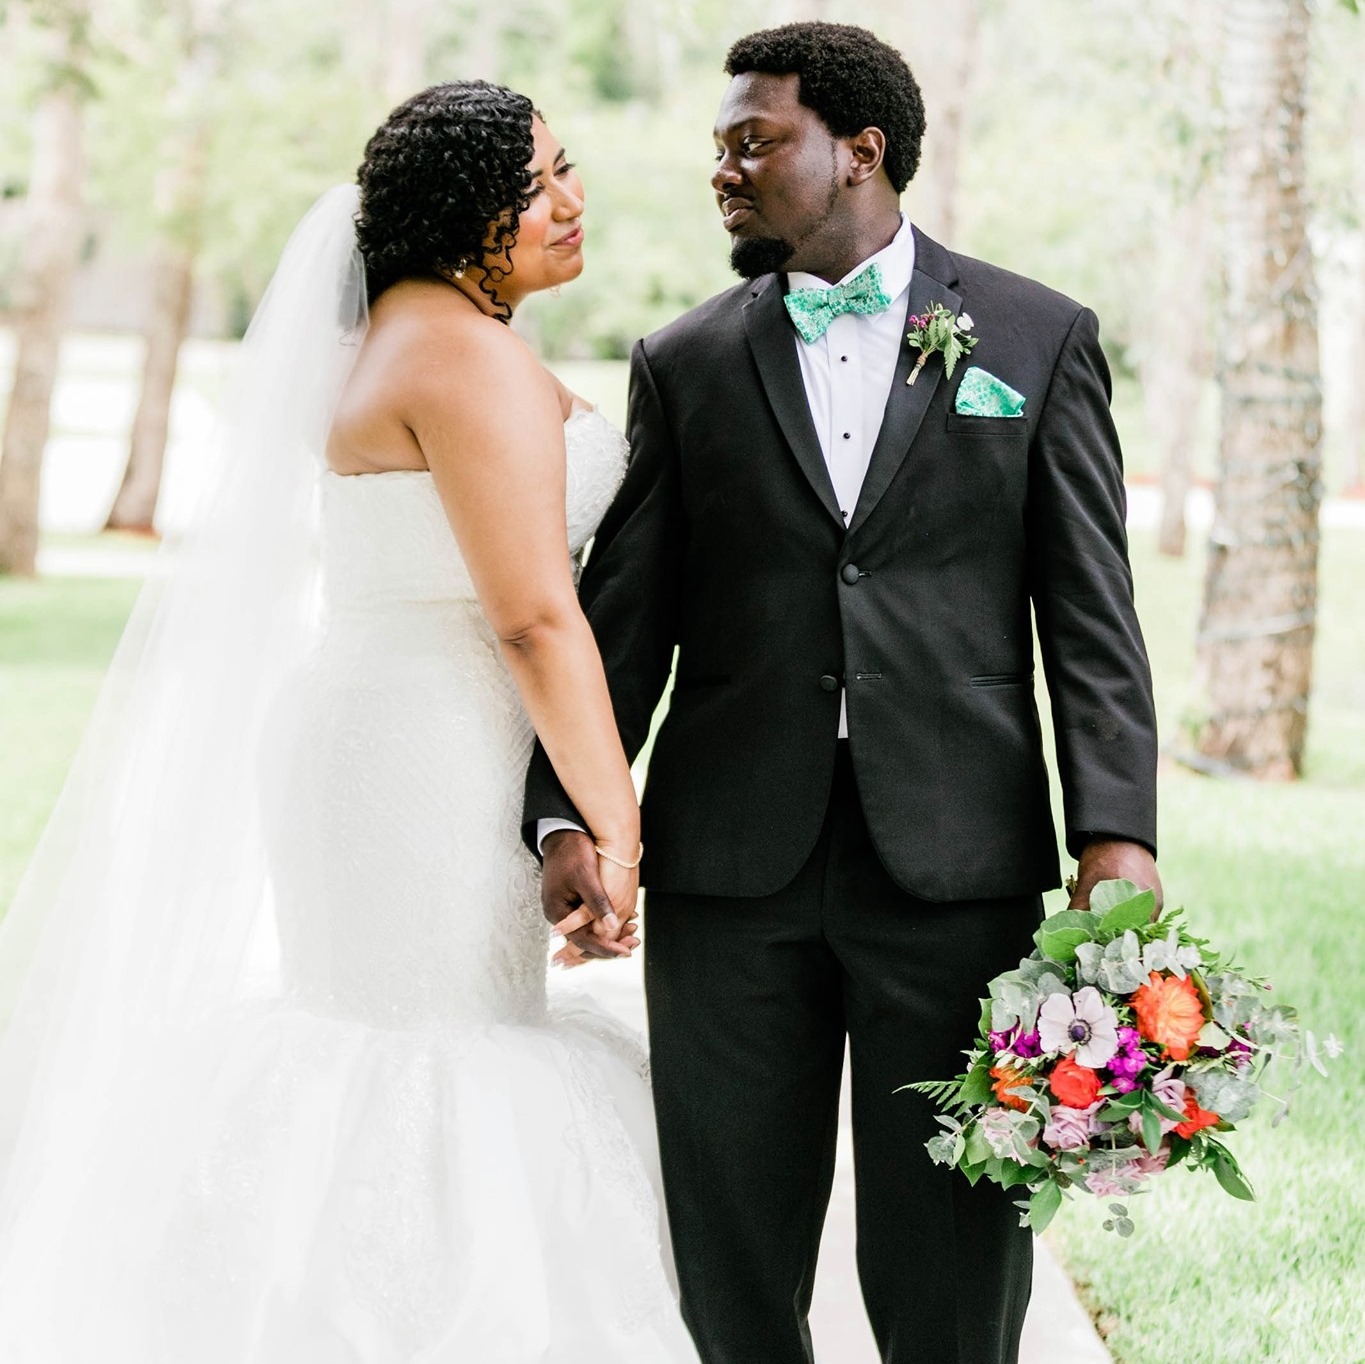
top-left (729, 235), bottom-right (795, 279)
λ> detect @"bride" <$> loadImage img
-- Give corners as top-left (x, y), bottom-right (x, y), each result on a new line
top-left (0, 80), bottom-right (701, 1362)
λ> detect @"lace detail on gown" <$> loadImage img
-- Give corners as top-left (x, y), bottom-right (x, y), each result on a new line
top-left (0, 410), bottom-right (700, 1363)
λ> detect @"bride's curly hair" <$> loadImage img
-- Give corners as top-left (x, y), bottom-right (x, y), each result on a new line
top-left (355, 80), bottom-right (536, 314)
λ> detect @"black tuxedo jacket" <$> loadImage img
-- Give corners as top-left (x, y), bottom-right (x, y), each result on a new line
top-left (524, 229), bottom-right (1157, 902)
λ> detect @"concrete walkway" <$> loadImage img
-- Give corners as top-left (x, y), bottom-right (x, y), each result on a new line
top-left (563, 956), bottom-right (1110, 1364)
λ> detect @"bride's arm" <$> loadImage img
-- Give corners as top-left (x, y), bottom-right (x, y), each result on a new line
top-left (401, 318), bottom-right (640, 951)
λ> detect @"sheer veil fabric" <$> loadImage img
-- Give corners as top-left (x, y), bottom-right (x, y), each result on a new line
top-left (0, 185), bottom-right (367, 1196)
top-left (0, 189), bottom-right (366, 1306)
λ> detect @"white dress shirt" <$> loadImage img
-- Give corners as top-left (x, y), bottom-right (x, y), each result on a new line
top-left (538, 217), bottom-right (917, 848)
top-left (786, 213), bottom-right (916, 736)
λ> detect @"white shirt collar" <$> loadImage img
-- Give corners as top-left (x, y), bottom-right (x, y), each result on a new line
top-left (787, 214), bottom-right (916, 301)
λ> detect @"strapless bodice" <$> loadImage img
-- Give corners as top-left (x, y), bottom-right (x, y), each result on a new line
top-left (320, 407), bottom-right (628, 612)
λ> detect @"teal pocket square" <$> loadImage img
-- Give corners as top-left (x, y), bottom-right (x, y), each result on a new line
top-left (954, 367), bottom-right (1026, 418)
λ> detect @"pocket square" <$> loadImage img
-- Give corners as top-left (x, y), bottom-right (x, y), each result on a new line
top-left (954, 367), bottom-right (1025, 418)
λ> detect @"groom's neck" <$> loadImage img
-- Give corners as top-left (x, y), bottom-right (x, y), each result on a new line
top-left (793, 205), bottom-right (903, 285)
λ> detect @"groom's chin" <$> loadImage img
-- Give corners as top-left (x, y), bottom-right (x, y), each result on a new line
top-left (729, 234), bottom-right (794, 280)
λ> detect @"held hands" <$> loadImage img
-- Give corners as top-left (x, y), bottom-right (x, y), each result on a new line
top-left (541, 830), bottom-right (640, 969)
top-left (1067, 838), bottom-right (1163, 919)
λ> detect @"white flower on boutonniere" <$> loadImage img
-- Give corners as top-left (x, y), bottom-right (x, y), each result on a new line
top-left (905, 303), bottom-right (979, 385)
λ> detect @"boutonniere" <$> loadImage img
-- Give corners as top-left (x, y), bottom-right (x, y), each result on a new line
top-left (906, 304), bottom-right (978, 385)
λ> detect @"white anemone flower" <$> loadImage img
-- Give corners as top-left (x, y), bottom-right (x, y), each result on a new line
top-left (1037, 986), bottom-right (1120, 1068)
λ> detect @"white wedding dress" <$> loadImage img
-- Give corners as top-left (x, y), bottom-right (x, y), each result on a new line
top-left (0, 410), bottom-right (700, 1363)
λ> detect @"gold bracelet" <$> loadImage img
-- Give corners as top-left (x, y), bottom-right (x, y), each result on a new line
top-left (595, 841), bottom-right (643, 870)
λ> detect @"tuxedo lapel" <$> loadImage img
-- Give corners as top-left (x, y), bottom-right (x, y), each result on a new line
top-left (847, 234), bottom-right (962, 536)
top-left (741, 277), bottom-right (846, 529)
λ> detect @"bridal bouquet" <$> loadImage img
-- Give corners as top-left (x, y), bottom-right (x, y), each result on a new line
top-left (906, 880), bottom-right (1335, 1236)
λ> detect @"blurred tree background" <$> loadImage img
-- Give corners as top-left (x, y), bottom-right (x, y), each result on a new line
top-left (7, 0), bottom-right (1355, 778)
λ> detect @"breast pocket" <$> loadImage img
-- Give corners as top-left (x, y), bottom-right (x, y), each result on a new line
top-left (944, 414), bottom-right (1029, 437)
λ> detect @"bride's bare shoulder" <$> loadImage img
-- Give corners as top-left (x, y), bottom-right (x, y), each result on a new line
top-left (370, 281), bottom-right (552, 416)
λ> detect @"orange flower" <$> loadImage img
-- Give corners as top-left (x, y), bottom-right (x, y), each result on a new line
top-left (1048, 1054), bottom-right (1102, 1108)
top-left (1174, 1093), bottom-right (1220, 1139)
top-left (1132, 971), bottom-right (1206, 1060)
top-left (990, 1065), bottom-right (1032, 1112)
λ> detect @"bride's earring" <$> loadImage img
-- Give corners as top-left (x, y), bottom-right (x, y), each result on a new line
top-left (453, 257), bottom-right (469, 280)
top-left (550, 284), bottom-right (562, 299)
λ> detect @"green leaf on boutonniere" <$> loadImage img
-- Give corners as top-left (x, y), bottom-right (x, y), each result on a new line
top-left (906, 302), bottom-right (979, 385)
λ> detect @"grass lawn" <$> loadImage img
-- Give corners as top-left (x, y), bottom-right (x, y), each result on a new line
top-left (1, 519), bottom-right (1362, 1363)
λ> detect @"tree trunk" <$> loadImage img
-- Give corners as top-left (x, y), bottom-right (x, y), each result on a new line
top-left (105, 0), bottom-right (226, 534)
top-left (1342, 76), bottom-right (1365, 494)
top-left (0, 79), bottom-right (86, 576)
top-left (1142, 188), bottom-right (1214, 558)
top-left (896, 0), bottom-right (980, 244)
top-left (106, 240), bottom-right (196, 532)
top-left (1190, 0), bottom-right (1322, 779)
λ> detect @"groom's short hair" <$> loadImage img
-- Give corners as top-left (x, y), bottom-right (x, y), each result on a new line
top-left (725, 22), bottom-right (926, 194)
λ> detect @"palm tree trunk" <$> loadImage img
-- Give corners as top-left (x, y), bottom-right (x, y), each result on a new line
top-left (1190, 0), bottom-right (1322, 779)
top-left (0, 75), bottom-right (87, 576)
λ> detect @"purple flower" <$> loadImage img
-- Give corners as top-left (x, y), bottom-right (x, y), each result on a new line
top-left (1106, 1025), bottom-right (1148, 1088)
top-left (1038, 987), bottom-right (1120, 1068)
top-left (988, 1024), bottom-right (1043, 1058)
top-left (1042, 1100), bottom-right (1105, 1152)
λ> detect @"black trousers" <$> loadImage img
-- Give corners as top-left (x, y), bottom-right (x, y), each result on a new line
top-left (644, 744), bottom-right (1040, 1364)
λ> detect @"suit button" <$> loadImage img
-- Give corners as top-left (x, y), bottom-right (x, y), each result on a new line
top-left (840, 563), bottom-right (861, 585)
top-left (818, 674), bottom-right (839, 692)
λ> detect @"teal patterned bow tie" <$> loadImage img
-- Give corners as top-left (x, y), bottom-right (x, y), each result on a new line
top-left (783, 263), bottom-right (892, 343)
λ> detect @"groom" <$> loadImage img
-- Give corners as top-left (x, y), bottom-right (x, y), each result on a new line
top-left (526, 21), bottom-right (1159, 1364)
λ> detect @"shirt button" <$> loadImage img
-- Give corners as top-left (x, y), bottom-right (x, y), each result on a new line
top-left (842, 432), bottom-right (851, 440)
top-left (818, 674), bottom-right (839, 693)
top-left (840, 355), bottom-right (848, 362)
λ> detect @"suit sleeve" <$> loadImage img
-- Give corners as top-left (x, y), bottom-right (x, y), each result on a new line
top-left (1027, 306), bottom-right (1158, 860)
top-left (520, 339), bottom-right (687, 851)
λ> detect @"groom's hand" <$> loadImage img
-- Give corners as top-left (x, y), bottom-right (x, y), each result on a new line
top-left (542, 829), bottom-right (636, 966)
top-left (1069, 838), bottom-right (1163, 919)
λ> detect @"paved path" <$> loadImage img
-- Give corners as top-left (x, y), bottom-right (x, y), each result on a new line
top-left (562, 956), bottom-right (1110, 1364)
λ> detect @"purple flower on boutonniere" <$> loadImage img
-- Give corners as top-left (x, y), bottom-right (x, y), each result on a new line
top-left (906, 303), bottom-right (978, 385)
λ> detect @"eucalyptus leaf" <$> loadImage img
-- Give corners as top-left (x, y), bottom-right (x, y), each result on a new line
top-left (1188, 1069), bottom-right (1258, 1124)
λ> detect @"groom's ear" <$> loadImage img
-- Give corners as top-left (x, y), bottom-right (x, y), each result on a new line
top-left (844, 126), bottom-right (888, 187)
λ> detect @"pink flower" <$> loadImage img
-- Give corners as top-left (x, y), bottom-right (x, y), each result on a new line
top-left (1128, 1069), bottom-right (1187, 1136)
top-left (980, 1106), bottom-right (1021, 1158)
top-left (1042, 1100), bottom-right (1104, 1152)
top-left (1083, 1170), bottom-right (1134, 1199)
top-left (1084, 1146), bottom-right (1170, 1198)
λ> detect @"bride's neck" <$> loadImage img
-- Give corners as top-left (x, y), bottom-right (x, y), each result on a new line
top-left (445, 271), bottom-right (518, 322)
